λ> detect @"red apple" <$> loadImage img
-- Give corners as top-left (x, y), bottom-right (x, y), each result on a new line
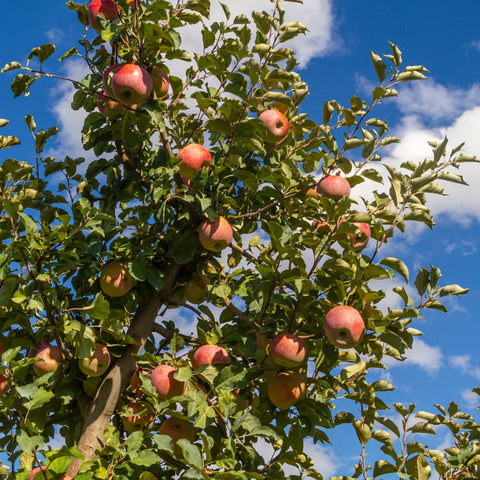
top-left (159, 416), bottom-right (195, 453)
top-left (150, 365), bottom-right (187, 398)
top-left (151, 66), bottom-right (170, 99)
top-left (177, 143), bottom-right (212, 179)
top-left (192, 344), bottom-right (230, 371)
top-left (32, 342), bottom-right (63, 377)
top-left (267, 370), bottom-right (306, 410)
top-left (315, 175), bottom-right (351, 200)
top-left (88, 0), bottom-right (119, 31)
top-left (97, 91), bottom-right (126, 117)
top-left (123, 400), bottom-right (155, 433)
top-left (198, 216), bottom-right (233, 252)
top-left (79, 344), bottom-right (110, 377)
top-left (112, 64), bottom-right (153, 106)
top-left (347, 222), bottom-right (371, 250)
top-left (29, 466), bottom-right (54, 480)
top-left (0, 373), bottom-right (9, 397)
top-left (102, 63), bottom-right (120, 96)
top-left (270, 333), bottom-right (306, 368)
top-left (100, 261), bottom-right (133, 297)
top-left (185, 275), bottom-right (210, 304)
top-left (323, 305), bottom-right (365, 348)
top-left (258, 109), bottom-right (289, 143)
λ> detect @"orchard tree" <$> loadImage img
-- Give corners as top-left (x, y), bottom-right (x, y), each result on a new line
top-left (0, 1), bottom-right (479, 479)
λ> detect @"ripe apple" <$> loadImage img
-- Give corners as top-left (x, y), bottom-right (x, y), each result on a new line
top-left (79, 344), bottom-right (110, 377)
top-left (159, 416), bottom-right (195, 454)
top-left (347, 222), bottom-right (371, 250)
top-left (258, 109), bottom-right (289, 143)
top-left (269, 333), bottom-right (306, 368)
top-left (198, 216), bottom-right (233, 252)
top-left (102, 63), bottom-right (120, 96)
top-left (32, 342), bottom-right (62, 376)
top-left (29, 466), bottom-right (54, 480)
top-left (151, 66), bottom-right (170, 99)
top-left (0, 373), bottom-right (9, 397)
top-left (88, 0), bottom-right (119, 31)
top-left (97, 92), bottom-right (126, 117)
top-left (123, 400), bottom-right (155, 433)
top-left (315, 175), bottom-right (351, 200)
top-left (99, 261), bottom-right (133, 297)
top-left (150, 364), bottom-right (187, 398)
top-left (192, 344), bottom-right (230, 371)
top-left (323, 305), bottom-right (365, 348)
top-left (267, 370), bottom-right (306, 410)
top-left (112, 64), bottom-right (153, 106)
top-left (177, 143), bottom-right (212, 179)
top-left (185, 275), bottom-right (210, 304)
top-left (0, 341), bottom-right (4, 356)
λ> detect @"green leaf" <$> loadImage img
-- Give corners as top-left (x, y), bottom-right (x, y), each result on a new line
top-left (28, 44), bottom-right (56, 63)
top-left (437, 284), bottom-right (469, 297)
top-left (370, 51), bottom-right (386, 83)
top-left (178, 440), bottom-right (202, 468)
top-left (16, 431), bottom-right (44, 454)
top-left (380, 257), bottom-right (409, 282)
top-left (1, 61), bottom-right (22, 72)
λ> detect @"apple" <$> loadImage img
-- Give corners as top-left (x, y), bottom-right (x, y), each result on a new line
top-left (123, 400), bottom-right (154, 434)
top-left (0, 373), bottom-right (9, 397)
top-left (177, 143), bottom-right (212, 179)
top-left (79, 344), bottom-right (110, 377)
top-left (269, 333), bottom-right (306, 368)
top-left (192, 344), bottom-right (230, 371)
top-left (151, 66), bottom-right (170, 99)
top-left (29, 466), bottom-right (54, 480)
top-left (315, 175), bottom-right (351, 200)
top-left (100, 261), bottom-right (133, 297)
top-left (97, 92), bottom-right (126, 117)
top-left (88, 0), bottom-right (119, 31)
top-left (198, 216), bottom-right (233, 252)
top-left (267, 370), bottom-right (306, 410)
top-left (150, 364), bottom-right (187, 398)
top-left (258, 109), bottom-right (289, 143)
top-left (112, 64), bottom-right (153, 106)
top-left (323, 305), bottom-right (365, 348)
top-left (312, 218), bottom-right (334, 234)
top-left (0, 341), bottom-right (4, 356)
top-left (185, 275), bottom-right (210, 304)
top-left (102, 63), bottom-right (120, 96)
top-left (32, 342), bottom-right (62, 376)
top-left (348, 222), bottom-right (371, 250)
top-left (159, 416), bottom-right (195, 454)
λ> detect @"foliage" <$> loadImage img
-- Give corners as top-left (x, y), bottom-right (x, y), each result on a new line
top-left (0, 0), bottom-right (479, 479)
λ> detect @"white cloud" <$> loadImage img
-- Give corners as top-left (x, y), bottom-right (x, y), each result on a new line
top-left (460, 389), bottom-right (480, 409)
top-left (449, 355), bottom-right (480, 379)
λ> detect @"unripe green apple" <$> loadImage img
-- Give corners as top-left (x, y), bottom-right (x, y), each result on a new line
top-left (185, 275), bottom-right (210, 304)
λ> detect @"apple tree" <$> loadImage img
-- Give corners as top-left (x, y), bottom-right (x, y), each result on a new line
top-left (0, 0), bottom-right (479, 479)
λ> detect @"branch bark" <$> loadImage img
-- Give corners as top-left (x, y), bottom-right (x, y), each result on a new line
top-left (66, 262), bottom-right (181, 478)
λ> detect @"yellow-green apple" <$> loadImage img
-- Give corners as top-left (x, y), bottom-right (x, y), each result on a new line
top-left (32, 342), bottom-right (63, 376)
top-left (99, 261), bottom-right (133, 297)
top-left (112, 64), bottom-right (153, 106)
top-left (159, 416), bottom-right (195, 454)
top-left (79, 344), bottom-right (110, 377)
top-left (150, 364), bottom-right (187, 398)
top-left (151, 66), bottom-right (170, 99)
top-left (177, 143), bottom-right (212, 179)
top-left (88, 0), bottom-right (119, 31)
top-left (192, 344), bottom-right (230, 371)
top-left (97, 91), bottom-right (126, 117)
top-left (269, 333), bottom-right (306, 368)
top-left (198, 216), bottom-right (233, 252)
top-left (123, 400), bottom-right (155, 433)
top-left (347, 222), bottom-right (371, 250)
top-left (315, 175), bottom-right (351, 200)
top-left (323, 305), bottom-right (365, 348)
top-left (29, 466), bottom-right (54, 480)
top-left (258, 109), bottom-right (289, 143)
top-left (267, 370), bottom-right (306, 410)
top-left (185, 275), bottom-right (210, 304)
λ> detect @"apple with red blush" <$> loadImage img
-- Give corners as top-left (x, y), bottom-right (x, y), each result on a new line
top-left (151, 66), bottom-right (170, 99)
top-left (32, 342), bottom-right (63, 376)
top-left (258, 109), bottom-right (289, 143)
top-left (79, 344), bottom-right (110, 377)
top-left (150, 364), bottom-right (187, 398)
top-left (159, 416), bottom-right (195, 454)
top-left (315, 175), bottom-right (351, 200)
top-left (267, 370), bottom-right (306, 410)
top-left (348, 222), bottom-right (371, 250)
top-left (112, 64), bottom-right (153, 106)
top-left (323, 305), bottom-right (365, 348)
top-left (177, 143), bottom-right (212, 179)
top-left (269, 333), bottom-right (306, 368)
top-left (100, 261), bottom-right (133, 297)
top-left (88, 0), bottom-right (119, 31)
top-left (192, 344), bottom-right (230, 371)
top-left (198, 216), bottom-right (233, 252)
top-left (123, 400), bottom-right (155, 433)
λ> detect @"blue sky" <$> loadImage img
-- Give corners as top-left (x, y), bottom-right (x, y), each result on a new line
top-left (2, 1), bottom-right (480, 477)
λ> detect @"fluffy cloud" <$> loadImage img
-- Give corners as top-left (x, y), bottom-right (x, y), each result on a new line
top-left (449, 354), bottom-right (480, 379)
